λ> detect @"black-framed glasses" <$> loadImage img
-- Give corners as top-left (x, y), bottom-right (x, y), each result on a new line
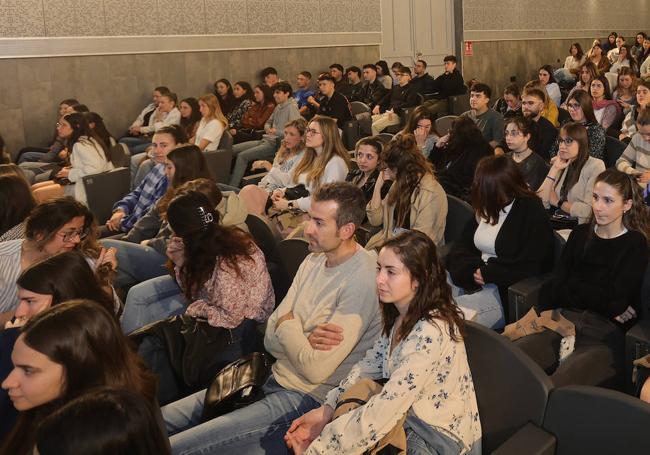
top-left (57, 228), bottom-right (89, 243)
top-left (566, 102), bottom-right (582, 110)
top-left (558, 137), bottom-right (575, 146)
top-left (305, 128), bottom-right (321, 136)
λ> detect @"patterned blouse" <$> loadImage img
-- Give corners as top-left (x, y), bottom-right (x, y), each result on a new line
top-left (228, 99), bottom-right (253, 129)
top-left (175, 244), bottom-right (275, 329)
top-left (549, 120), bottom-right (606, 160)
top-left (306, 318), bottom-right (482, 455)
top-left (0, 223), bottom-right (25, 243)
top-left (259, 149), bottom-right (305, 192)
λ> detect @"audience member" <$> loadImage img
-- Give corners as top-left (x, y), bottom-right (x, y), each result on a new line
top-left (0, 174), bottom-right (35, 242)
top-left (432, 116), bottom-right (494, 200)
top-left (638, 37), bottom-right (650, 78)
top-left (390, 61), bottom-right (404, 85)
top-left (239, 118), bottom-right (307, 216)
top-left (164, 182), bottom-right (382, 454)
top-left (632, 32), bottom-right (648, 60)
top-left (366, 134), bottom-right (447, 250)
top-left (34, 388), bottom-right (170, 455)
top-left (609, 44), bottom-right (634, 76)
top-left (285, 230), bottom-right (481, 455)
top-left (493, 83), bottom-right (523, 119)
top-left (590, 75), bottom-right (622, 131)
top-left (359, 64), bottom-right (389, 112)
top-left (371, 67), bottom-right (418, 135)
top-left (602, 32), bottom-right (618, 54)
top-left (422, 55), bottom-right (466, 116)
top-left (613, 67), bottom-right (639, 115)
top-left (345, 66), bottom-right (364, 102)
top-left (523, 79), bottom-right (560, 127)
top-left (460, 82), bottom-right (504, 148)
top-left (261, 67), bottom-right (280, 87)
top-left (345, 136), bottom-right (389, 203)
top-left (516, 169), bottom-right (650, 388)
top-left (505, 116), bottom-right (550, 190)
top-left (329, 63), bottom-right (352, 99)
top-left (518, 88), bottom-right (558, 160)
top-left (227, 82), bottom-right (255, 134)
top-left (179, 97), bottom-right (201, 141)
top-left (399, 105), bottom-right (438, 158)
top-left (0, 300), bottom-right (158, 455)
top-left (539, 122), bottom-right (606, 224)
top-left (616, 109), bottom-right (650, 185)
top-left (563, 61), bottom-right (599, 106)
top-left (555, 43), bottom-right (587, 85)
top-left (213, 78), bottom-right (237, 117)
top-left (448, 155), bottom-right (554, 328)
top-left (409, 59), bottom-right (435, 95)
top-left (124, 86), bottom-right (170, 138)
top-left (307, 74), bottom-right (352, 129)
top-left (375, 60), bottom-right (393, 89)
top-left (620, 80), bottom-right (650, 142)
top-left (230, 82), bottom-right (300, 187)
top-left (231, 84), bottom-right (276, 144)
top-left (588, 42), bottom-right (612, 75)
top-left (293, 71), bottom-right (315, 116)
top-left (194, 93), bottom-right (228, 152)
top-left (539, 65), bottom-right (562, 106)
top-left (607, 35), bottom-right (626, 63)
top-left (550, 90), bottom-right (606, 160)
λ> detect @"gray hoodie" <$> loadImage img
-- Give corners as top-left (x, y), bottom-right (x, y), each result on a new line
top-left (264, 98), bottom-right (301, 143)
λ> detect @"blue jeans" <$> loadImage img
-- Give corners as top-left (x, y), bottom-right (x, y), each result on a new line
top-left (165, 376), bottom-right (321, 454)
top-left (121, 275), bottom-right (186, 334)
top-left (448, 273), bottom-right (505, 329)
top-left (17, 151), bottom-right (47, 164)
top-left (100, 239), bottom-right (168, 289)
top-left (229, 140), bottom-right (278, 187)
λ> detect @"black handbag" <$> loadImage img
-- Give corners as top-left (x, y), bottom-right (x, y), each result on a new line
top-left (200, 352), bottom-right (273, 423)
top-left (284, 184), bottom-right (310, 201)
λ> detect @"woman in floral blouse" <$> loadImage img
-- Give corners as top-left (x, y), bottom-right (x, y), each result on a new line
top-left (285, 230), bottom-right (482, 455)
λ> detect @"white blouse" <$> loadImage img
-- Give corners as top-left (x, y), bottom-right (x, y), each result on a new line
top-left (194, 118), bottom-right (225, 152)
top-left (306, 318), bottom-right (482, 455)
top-left (66, 137), bottom-right (114, 205)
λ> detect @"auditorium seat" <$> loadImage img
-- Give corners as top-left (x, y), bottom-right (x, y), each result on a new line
top-left (435, 115), bottom-right (459, 136)
top-left (438, 194), bottom-right (473, 264)
top-left (604, 136), bottom-right (627, 168)
top-left (83, 167), bottom-right (130, 223)
top-left (277, 238), bottom-right (310, 284)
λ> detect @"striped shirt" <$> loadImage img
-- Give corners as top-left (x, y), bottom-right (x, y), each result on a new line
top-left (113, 163), bottom-right (168, 232)
top-left (0, 240), bottom-right (23, 313)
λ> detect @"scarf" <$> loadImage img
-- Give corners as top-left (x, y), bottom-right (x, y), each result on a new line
top-left (592, 98), bottom-right (622, 116)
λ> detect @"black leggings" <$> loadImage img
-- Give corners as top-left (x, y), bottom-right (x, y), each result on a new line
top-left (515, 309), bottom-right (625, 389)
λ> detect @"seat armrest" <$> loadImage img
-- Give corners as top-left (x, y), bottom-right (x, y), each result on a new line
top-left (625, 320), bottom-right (650, 393)
top-left (241, 172), bottom-right (268, 186)
top-left (507, 274), bottom-right (553, 323)
top-left (492, 422), bottom-right (556, 455)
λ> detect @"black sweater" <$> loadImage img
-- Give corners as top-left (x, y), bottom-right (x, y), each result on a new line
top-left (359, 79), bottom-right (389, 109)
top-left (316, 91), bottom-right (352, 128)
top-left (551, 224), bottom-right (649, 322)
top-left (447, 196), bottom-right (554, 295)
top-left (379, 83), bottom-right (420, 115)
top-left (430, 69), bottom-right (466, 99)
top-left (430, 142), bottom-right (493, 200)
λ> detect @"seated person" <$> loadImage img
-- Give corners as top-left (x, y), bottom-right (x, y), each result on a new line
top-left (134, 190), bottom-right (275, 403)
top-left (505, 116), bottom-right (550, 190)
top-left (616, 109), bottom-right (650, 186)
top-left (399, 106), bottom-right (439, 158)
top-left (261, 66), bottom-right (280, 87)
top-left (229, 82), bottom-right (301, 187)
top-left (516, 169), bottom-right (650, 388)
top-left (359, 64), bottom-right (389, 112)
top-left (608, 44), bottom-right (633, 75)
top-left (194, 94), bottom-right (228, 152)
top-left (306, 74), bottom-right (352, 129)
top-left (588, 42), bottom-right (611, 75)
top-left (460, 82), bottom-right (504, 148)
top-left (431, 116), bottom-right (494, 200)
top-left (31, 113), bottom-right (116, 206)
top-left (590, 75), bottom-right (622, 131)
top-left (163, 182), bottom-right (383, 454)
top-left (285, 230), bottom-right (481, 455)
top-left (293, 71), bottom-right (315, 117)
top-left (230, 84), bottom-right (276, 144)
top-left (448, 155), bottom-right (554, 328)
top-left (612, 67), bottom-right (638, 114)
top-left (554, 42), bottom-right (587, 85)
top-left (345, 136), bottom-right (390, 203)
top-left (123, 87), bottom-right (169, 139)
top-left (421, 55), bottom-right (466, 116)
top-left (538, 65), bottom-right (561, 107)
top-left (549, 90), bottom-right (606, 160)
top-left (376, 60), bottom-right (393, 89)
top-left (620, 80), bottom-right (649, 142)
top-left (345, 66), bottom-right (364, 102)
top-left (329, 63), bottom-right (352, 99)
top-left (523, 80), bottom-right (560, 127)
top-left (0, 172), bottom-right (36, 242)
top-left (538, 122), bottom-right (606, 225)
top-left (214, 79), bottom-right (237, 118)
top-left (562, 62), bottom-right (598, 108)
top-left (607, 35), bottom-right (625, 62)
top-left (366, 134), bottom-right (447, 250)
top-left (493, 84), bottom-right (523, 119)
top-left (370, 67), bottom-right (419, 135)
top-left (225, 84), bottom-right (253, 140)
top-left (238, 119), bottom-right (308, 216)
top-left (495, 88), bottom-right (557, 161)
top-left (409, 58), bottom-right (436, 95)
top-left (103, 125), bottom-right (186, 235)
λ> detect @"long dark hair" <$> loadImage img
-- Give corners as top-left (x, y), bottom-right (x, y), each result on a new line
top-left (591, 169), bottom-right (650, 245)
top-left (0, 174), bottom-right (36, 237)
top-left (380, 230), bottom-right (464, 343)
top-left (566, 90), bottom-right (598, 123)
top-left (35, 387), bottom-right (170, 455)
top-left (471, 155), bottom-right (537, 225)
top-left (83, 112), bottom-right (114, 150)
top-left (166, 191), bottom-right (256, 300)
top-left (179, 97), bottom-right (201, 139)
top-left (382, 133), bottom-right (434, 228)
top-left (16, 251), bottom-right (114, 315)
top-left (446, 116), bottom-right (493, 159)
top-left (559, 122), bottom-right (591, 194)
top-left (1, 300), bottom-right (157, 455)
top-left (254, 84), bottom-right (275, 106)
top-left (400, 105), bottom-right (438, 136)
top-left (62, 113), bottom-right (117, 166)
top-left (234, 81), bottom-right (254, 102)
top-left (375, 60), bottom-right (390, 77)
top-left (539, 64), bottom-right (557, 84)
top-left (214, 78), bottom-right (236, 114)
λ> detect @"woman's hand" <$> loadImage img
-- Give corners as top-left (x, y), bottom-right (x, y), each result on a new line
top-left (271, 188), bottom-right (285, 201)
top-left (97, 247), bottom-right (118, 271)
top-left (252, 160), bottom-right (272, 171)
top-left (56, 167), bottom-right (70, 179)
top-left (106, 210), bottom-right (125, 232)
top-left (166, 236), bottom-right (185, 267)
top-left (414, 126), bottom-right (427, 146)
top-left (229, 128), bottom-right (237, 136)
top-left (372, 105), bottom-right (381, 115)
top-left (551, 156), bottom-right (570, 171)
top-left (381, 167), bottom-right (396, 182)
top-left (273, 197), bottom-right (290, 211)
top-left (285, 405), bottom-right (335, 454)
top-left (435, 133), bottom-right (450, 148)
top-left (473, 268), bottom-right (485, 286)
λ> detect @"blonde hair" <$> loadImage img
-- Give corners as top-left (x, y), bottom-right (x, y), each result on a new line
top-left (198, 94), bottom-right (228, 129)
top-left (291, 115), bottom-right (351, 187)
top-left (276, 118), bottom-right (307, 165)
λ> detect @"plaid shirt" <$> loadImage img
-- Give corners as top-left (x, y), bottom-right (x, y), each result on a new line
top-left (113, 163), bottom-right (168, 232)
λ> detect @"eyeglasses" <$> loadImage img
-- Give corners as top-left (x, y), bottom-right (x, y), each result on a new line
top-left (416, 123), bottom-right (432, 129)
top-left (305, 128), bottom-right (321, 136)
top-left (57, 228), bottom-right (89, 243)
top-left (558, 137), bottom-right (575, 146)
top-left (566, 102), bottom-right (582, 110)
top-left (504, 130), bottom-right (523, 137)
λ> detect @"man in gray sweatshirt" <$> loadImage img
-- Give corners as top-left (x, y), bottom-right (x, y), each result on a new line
top-left (165, 182), bottom-right (382, 454)
top-left (229, 81), bottom-right (301, 186)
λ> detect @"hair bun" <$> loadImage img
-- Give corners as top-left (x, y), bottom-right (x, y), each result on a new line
top-left (393, 132), bottom-right (417, 150)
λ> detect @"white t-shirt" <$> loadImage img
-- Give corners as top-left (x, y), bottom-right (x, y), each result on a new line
top-left (194, 118), bottom-right (225, 152)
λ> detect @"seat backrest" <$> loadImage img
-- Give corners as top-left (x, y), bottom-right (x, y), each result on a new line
top-left (435, 115), bottom-right (459, 136)
top-left (604, 136), bottom-right (627, 168)
top-left (110, 143), bottom-right (131, 168)
top-left (277, 238), bottom-right (310, 284)
top-left (377, 133), bottom-right (394, 144)
top-left (82, 167), bottom-right (131, 223)
top-left (543, 385), bottom-right (650, 455)
top-left (464, 322), bottom-right (553, 452)
top-left (444, 194), bottom-right (473, 244)
top-left (217, 131), bottom-right (234, 153)
top-left (350, 101), bottom-right (371, 116)
top-left (204, 149), bottom-right (233, 184)
top-left (551, 230), bottom-right (566, 268)
top-left (245, 214), bottom-right (280, 264)
top-left (448, 93), bottom-right (470, 115)
top-left (415, 92), bottom-right (424, 105)
top-left (639, 261), bottom-right (650, 320)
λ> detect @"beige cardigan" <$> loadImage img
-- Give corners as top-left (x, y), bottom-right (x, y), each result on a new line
top-left (365, 173), bottom-right (448, 250)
